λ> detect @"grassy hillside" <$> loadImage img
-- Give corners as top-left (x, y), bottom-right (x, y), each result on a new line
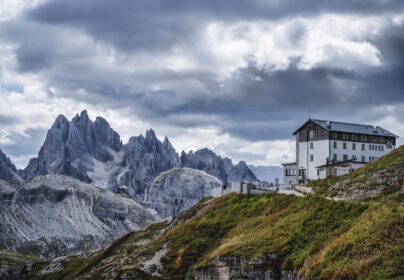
top-left (0, 250), bottom-right (37, 266)
top-left (308, 145), bottom-right (404, 202)
top-left (23, 193), bottom-right (403, 280)
top-left (2, 147), bottom-right (402, 279)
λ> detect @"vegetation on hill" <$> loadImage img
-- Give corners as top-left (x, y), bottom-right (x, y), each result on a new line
top-left (1, 146), bottom-right (402, 279)
top-left (21, 192), bottom-right (403, 280)
top-left (0, 251), bottom-right (37, 266)
top-left (308, 145), bottom-right (404, 202)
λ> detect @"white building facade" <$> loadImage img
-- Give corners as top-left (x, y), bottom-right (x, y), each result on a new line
top-left (283, 119), bottom-right (398, 185)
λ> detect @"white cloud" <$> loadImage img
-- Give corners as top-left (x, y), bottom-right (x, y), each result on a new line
top-left (0, 0), bottom-right (44, 20)
top-left (0, 3), bottom-right (403, 170)
top-left (200, 14), bottom-right (389, 76)
top-left (0, 134), bottom-right (13, 145)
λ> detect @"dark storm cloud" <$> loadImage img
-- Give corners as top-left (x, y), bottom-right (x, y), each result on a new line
top-left (0, 0), bottom-right (403, 158)
top-left (24, 0), bottom-right (404, 53)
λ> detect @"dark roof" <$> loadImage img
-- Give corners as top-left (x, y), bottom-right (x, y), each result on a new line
top-left (281, 162), bottom-right (297, 166)
top-left (293, 119), bottom-right (398, 137)
top-left (316, 160), bottom-right (366, 168)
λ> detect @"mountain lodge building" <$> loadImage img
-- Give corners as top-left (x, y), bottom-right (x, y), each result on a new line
top-left (282, 119), bottom-right (398, 186)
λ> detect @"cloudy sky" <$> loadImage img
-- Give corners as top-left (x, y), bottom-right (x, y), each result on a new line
top-left (0, 0), bottom-right (403, 168)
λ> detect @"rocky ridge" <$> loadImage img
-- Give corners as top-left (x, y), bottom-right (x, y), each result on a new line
top-left (21, 111), bottom-right (258, 202)
top-left (0, 174), bottom-right (155, 258)
top-left (0, 149), bottom-right (21, 182)
top-left (180, 148), bottom-right (257, 184)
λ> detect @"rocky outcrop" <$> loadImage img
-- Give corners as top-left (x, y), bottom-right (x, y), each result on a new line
top-left (181, 148), bottom-right (258, 184)
top-left (111, 130), bottom-right (180, 200)
top-left (0, 149), bottom-right (21, 181)
top-left (192, 256), bottom-right (308, 280)
top-left (0, 263), bottom-right (33, 280)
top-left (22, 110), bottom-right (122, 183)
top-left (0, 174), bottom-right (155, 258)
top-left (20, 111), bottom-right (257, 203)
top-left (145, 168), bottom-right (222, 218)
top-left (324, 167), bottom-right (404, 200)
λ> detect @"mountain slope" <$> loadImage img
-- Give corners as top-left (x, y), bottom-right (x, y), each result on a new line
top-left (145, 167), bottom-right (222, 218)
top-left (309, 145), bottom-right (404, 202)
top-left (180, 148), bottom-right (257, 184)
top-left (0, 175), bottom-right (155, 258)
top-left (22, 193), bottom-right (403, 280)
top-left (0, 149), bottom-right (21, 181)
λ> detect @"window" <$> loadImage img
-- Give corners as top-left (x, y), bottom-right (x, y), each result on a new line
top-left (343, 133), bottom-right (348, 140)
top-left (333, 154), bottom-right (337, 161)
top-left (352, 143), bottom-right (356, 150)
top-left (362, 143), bottom-right (365, 151)
top-left (387, 142), bottom-right (392, 149)
top-left (369, 144), bottom-right (372, 150)
top-left (343, 142), bottom-right (347, 149)
top-left (361, 135), bottom-right (367, 141)
top-left (310, 142), bottom-right (314, 149)
top-left (332, 132), bottom-right (337, 139)
top-left (317, 169), bottom-right (320, 176)
top-left (309, 130), bottom-right (314, 139)
top-left (353, 155), bottom-right (357, 160)
top-left (310, 154), bottom-right (314, 161)
top-left (369, 156), bottom-right (377, 162)
top-left (343, 154), bottom-right (348, 161)
top-left (352, 134), bottom-right (358, 141)
top-left (333, 141), bottom-right (337, 149)
top-left (362, 156), bottom-right (365, 162)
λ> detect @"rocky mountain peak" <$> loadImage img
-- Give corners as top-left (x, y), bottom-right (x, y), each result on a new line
top-left (19, 110), bottom-right (257, 204)
top-left (118, 129), bottom-right (180, 200)
top-left (23, 111), bottom-right (121, 181)
top-left (54, 114), bottom-right (69, 127)
top-left (145, 128), bottom-right (157, 139)
top-left (181, 148), bottom-right (258, 183)
top-left (163, 136), bottom-right (175, 152)
top-left (0, 149), bottom-right (21, 181)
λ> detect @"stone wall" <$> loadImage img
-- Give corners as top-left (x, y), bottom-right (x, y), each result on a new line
top-left (192, 256), bottom-right (310, 280)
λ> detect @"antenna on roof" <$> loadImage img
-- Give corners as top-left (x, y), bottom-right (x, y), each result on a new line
top-left (308, 104), bottom-right (311, 120)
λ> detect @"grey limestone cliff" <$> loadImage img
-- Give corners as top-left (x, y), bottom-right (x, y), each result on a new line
top-left (145, 167), bottom-right (222, 218)
top-left (0, 174), bottom-right (155, 258)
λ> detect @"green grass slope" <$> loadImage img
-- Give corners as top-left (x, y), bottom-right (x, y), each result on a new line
top-left (25, 193), bottom-right (403, 280)
top-left (0, 250), bottom-right (37, 266)
top-left (3, 147), bottom-right (403, 279)
top-left (308, 145), bottom-right (404, 202)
